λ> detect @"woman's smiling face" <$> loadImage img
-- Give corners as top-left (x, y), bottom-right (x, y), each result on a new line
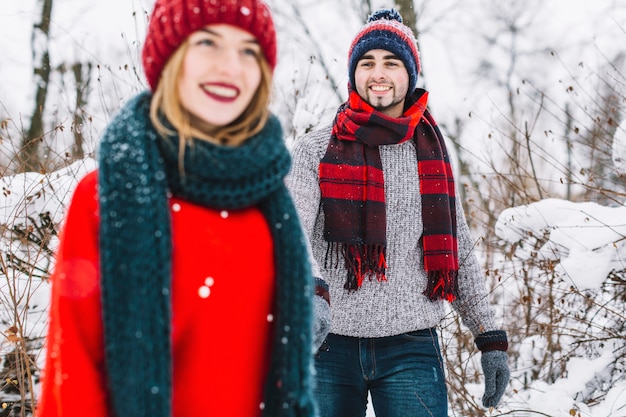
top-left (178, 24), bottom-right (262, 127)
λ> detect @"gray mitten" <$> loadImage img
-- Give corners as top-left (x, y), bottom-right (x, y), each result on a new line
top-left (475, 330), bottom-right (510, 408)
top-left (481, 350), bottom-right (509, 408)
top-left (313, 277), bottom-right (331, 351)
top-left (313, 296), bottom-right (330, 351)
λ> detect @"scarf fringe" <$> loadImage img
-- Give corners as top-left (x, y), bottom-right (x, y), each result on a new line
top-left (424, 270), bottom-right (459, 302)
top-left (325, 242), bottom-right (387, 291)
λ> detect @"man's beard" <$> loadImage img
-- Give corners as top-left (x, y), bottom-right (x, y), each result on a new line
top-left (370, 95), bottom-right (404, 114)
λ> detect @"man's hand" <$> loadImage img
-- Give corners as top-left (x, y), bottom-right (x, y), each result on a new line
top-left (481, 350), bottom-right (509, 408)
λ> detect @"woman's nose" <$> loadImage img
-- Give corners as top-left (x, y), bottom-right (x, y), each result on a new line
top-left (215, 47), bottom-right (243, 76)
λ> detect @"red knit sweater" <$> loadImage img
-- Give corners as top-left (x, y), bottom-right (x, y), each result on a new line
top-left (37, 171), bottom-right (275, 417)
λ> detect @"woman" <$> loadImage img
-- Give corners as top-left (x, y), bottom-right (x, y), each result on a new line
top-left (37, 1), bottom-right (327, 416)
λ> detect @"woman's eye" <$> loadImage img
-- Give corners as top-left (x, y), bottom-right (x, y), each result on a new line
top-left (197, 38), bottom-right (215, 47)
top-left (243, 48), bottom-right (258, 57)
top-left (242, 46), bottom-right (261, 58)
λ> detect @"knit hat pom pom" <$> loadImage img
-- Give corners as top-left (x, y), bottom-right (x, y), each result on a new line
top-left (368, 8), bottom-right (403, 24)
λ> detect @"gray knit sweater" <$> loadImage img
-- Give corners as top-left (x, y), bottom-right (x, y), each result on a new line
top-left (286, 125), bottom-right (498, 338)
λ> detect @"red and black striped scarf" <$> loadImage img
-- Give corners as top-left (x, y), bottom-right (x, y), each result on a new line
top-left (319, 88), bottom-right (459, 302)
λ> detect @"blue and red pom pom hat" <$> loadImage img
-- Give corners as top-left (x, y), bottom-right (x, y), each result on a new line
top-left (348, 8), bottom-right (421, 94)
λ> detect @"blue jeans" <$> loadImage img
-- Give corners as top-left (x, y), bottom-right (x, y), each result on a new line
top-left (314, 329), bottom-right (448, 417)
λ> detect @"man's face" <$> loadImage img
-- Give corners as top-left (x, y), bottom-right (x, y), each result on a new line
top-left (354, 49), bottom-right (409, 118)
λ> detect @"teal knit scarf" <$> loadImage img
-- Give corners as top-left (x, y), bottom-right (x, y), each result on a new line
top-left (97, 91), bottom-right (315, 417)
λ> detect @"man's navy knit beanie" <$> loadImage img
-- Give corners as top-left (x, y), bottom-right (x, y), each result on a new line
top-left (348, 8), bottom-right (421, 94)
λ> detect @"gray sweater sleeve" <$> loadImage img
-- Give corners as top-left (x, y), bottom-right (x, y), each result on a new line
top-left (451, 196), bottom-right (499, 336)
top-left (287, 125), bottom-right (499, 338)
top-left (285, 128), bottom-right (327, 280)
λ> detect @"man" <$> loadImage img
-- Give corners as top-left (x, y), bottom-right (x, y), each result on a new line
top-left (287, 8), bottom-right (510, 417)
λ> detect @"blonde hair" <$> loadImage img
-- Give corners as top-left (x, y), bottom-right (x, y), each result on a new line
top-left (149, 38), bottom-right (273, 151)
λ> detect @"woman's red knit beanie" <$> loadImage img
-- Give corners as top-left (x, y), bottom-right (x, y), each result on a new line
top-left (142, 0), bottom-right (277, 91)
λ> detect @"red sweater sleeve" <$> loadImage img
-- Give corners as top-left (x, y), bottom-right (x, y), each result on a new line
top-left (37, 171), bottom-right (109, 417)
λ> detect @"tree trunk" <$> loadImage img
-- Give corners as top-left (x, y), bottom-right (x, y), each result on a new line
top-left (395, 0), bottom-right (418, 37)
top-left (394, 0), bottom-right (424, 84)
top-left (21, 0), bottom-right (53, 173)
top-left (71, 61), bottom-right (92, 161)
